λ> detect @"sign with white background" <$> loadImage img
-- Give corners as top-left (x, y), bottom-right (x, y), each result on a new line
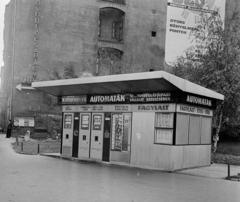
top-left (165, 0), bottom-right (226, 65)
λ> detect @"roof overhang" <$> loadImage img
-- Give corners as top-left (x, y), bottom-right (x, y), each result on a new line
top-left (32, 71), bottom-right (224, 100)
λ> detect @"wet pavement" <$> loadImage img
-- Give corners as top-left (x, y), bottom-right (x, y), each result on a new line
top-left (1, 134), bottom-right (240, 202)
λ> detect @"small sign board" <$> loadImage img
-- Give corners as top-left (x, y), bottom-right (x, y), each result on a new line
top-left (14, 117), bottom-right (35, 127)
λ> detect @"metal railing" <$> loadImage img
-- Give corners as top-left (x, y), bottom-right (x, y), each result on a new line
top-left (15, 136), bottom-right (61, 155)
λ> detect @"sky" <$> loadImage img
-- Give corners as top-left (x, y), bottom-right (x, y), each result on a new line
top-left (0, 0), bottom-right (10, 68)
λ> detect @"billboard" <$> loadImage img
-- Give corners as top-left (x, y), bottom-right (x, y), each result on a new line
top-left (165, 0), bottom-right (226, 65)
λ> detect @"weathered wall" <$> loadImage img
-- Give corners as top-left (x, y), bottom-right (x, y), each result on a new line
top-left (38, 0), bottom-right (99, 80)
top-left (124, 0), bottom-right (167, 72)
top-left (8, 0), bottom-right (99, 84)
top-left (2, 2), bottom-right (14, 93)
top-left (2, 1), bottom-right (15, 121)
top-left (7, 0), bottom-right (100, 117)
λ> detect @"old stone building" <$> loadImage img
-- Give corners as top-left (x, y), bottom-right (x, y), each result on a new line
top-left (0, 0), bottom-right (238, 131)
top-left (1, 0), bottom-right (167, 126)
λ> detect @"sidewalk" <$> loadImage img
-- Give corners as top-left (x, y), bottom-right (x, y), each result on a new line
top-left (40, 152), bottom-right (240, 180)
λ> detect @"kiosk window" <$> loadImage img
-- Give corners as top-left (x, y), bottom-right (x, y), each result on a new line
top-left (81, 115), bottom-right (90, 130)
top-left (176, 113), bottom-right (189, 145)
top-left (189, 115), bottom-right (201, 144)
top-left (155, 129), bottom-right (173, 144)
top-left (201, 117), bottom-right (212, 144)
top-left (154, 113), bottom-right (174, 145)
top-left (64, 114), bottom-right (72, 129)
top-left (93, 115), bottom-right (102, 130)
top-left (111, 113), bottom-right (131, 152)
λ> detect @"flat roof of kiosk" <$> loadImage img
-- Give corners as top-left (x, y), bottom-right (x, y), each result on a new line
top-left (32, 71), bottom-right (224, 100)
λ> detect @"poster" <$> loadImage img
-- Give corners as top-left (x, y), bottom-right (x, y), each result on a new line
top-left (64, 114), bottom-right (72, 129)
top-left (111, 114), bottom-right (124, 151)
top-left (93, 115), bottom-right (102, 130)
top-left (165, 0), bottom-right (226, 65)
top-left (81, 115), bottom-right (90, 129)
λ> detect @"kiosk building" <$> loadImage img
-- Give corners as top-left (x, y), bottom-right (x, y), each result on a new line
top-left (32, 71), bottom-right (224, 171)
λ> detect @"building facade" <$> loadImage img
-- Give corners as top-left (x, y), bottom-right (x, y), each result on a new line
top-left (0, 0), bottom-right (238, 131)
top-left (2, 0), bottom-right (168, 126)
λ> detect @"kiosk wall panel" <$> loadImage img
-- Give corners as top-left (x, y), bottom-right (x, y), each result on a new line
top-left (62, 146), bottom-right (72, 156)
top-left (131, 112), bottom-right (155, 168)
top-left (173, 145), bottom-right (211, 170)
top-left (172, 146), bottom-right (184, 169)
top-left (181, 145), bottom-right (211, 169)
top-left (131, 112), bottom-right (174, 171)
top-left (201, 117), bottom-right (212, 144)
top-left (176, 113), bottom-right (189, 145)
top-left (189, 115), bottom-right (201, 144)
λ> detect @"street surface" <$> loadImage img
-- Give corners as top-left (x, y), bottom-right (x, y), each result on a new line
top-left (1, 134), bottom-right (240, 202)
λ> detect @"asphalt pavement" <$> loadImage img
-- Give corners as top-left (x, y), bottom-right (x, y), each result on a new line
top-left (1, 134), bottom-right (240, 202)
top-left (41, 153), bottom-right (240, 180)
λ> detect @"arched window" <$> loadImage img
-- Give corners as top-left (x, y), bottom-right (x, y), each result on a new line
top-left (99, 8), bottom-right (125, 43)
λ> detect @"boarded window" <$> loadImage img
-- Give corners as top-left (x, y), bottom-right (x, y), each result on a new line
top-left (176, 113), bottom-right (189, 145)
top-left (189, 115), bottom-right (201, 144)
top-left (201, 117), bottom-right (212, 144)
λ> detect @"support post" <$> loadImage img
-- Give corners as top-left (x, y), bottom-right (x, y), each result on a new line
top-left (228, 164), bottom-right (230, 178)
top-left (21, 142), bottom-right (23, 152)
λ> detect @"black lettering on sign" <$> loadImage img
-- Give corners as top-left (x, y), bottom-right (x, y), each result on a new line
top-left (205, 110), bottom-right (210, 115)
top-left (180, 106), bottom-right (195, 113)
top-left (138, 105), bottom-right (169, 111)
